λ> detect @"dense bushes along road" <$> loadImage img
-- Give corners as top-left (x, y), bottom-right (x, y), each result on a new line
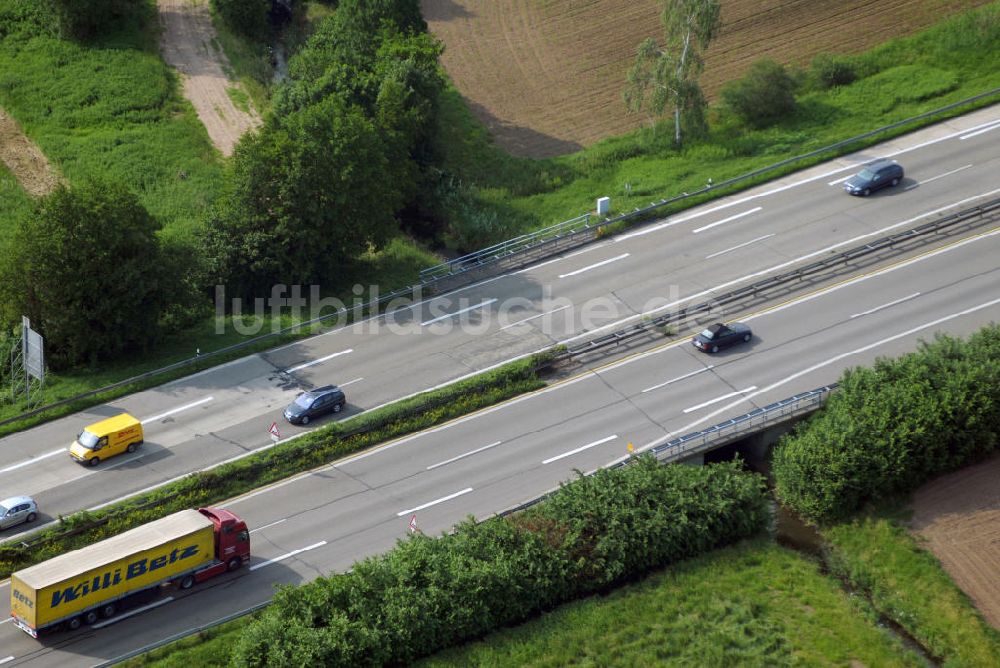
top-left (774, 324), bottom-right (1000, 524)
top-left (234, 457), bottom-right (768, 667)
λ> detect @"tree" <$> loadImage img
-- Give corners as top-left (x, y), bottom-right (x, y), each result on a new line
top-left (0, 180), bottom-right (174, 369)
top-left (721, 58), bottom-right (798, 128)
top-left (48, 0), bottom-right (142, 41)
top-left (205, 96), bottom-right (408, 299)
top-left (210, 0), bottom-right (271, 40)
top-left (624, 0), bottom-right (721, 145)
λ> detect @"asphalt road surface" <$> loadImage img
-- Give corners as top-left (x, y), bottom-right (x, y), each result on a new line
top-left (2, 192), bottom-right (998, 666)
top-left (1, 107), bottom-right (998, 547)
top-left (0, 108), bottom-right (999, 664)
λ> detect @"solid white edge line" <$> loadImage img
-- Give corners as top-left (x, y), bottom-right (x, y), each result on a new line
top-left (0, 448), bottom-right (67, 474)
top-left (692, 207), bottom-right (762, 234)
top-left (499, 304), bottom-right (572, 330)
top-left (397, 487), bottom-right (474, 516)
top-left (427, 441), bottom-right (503, 470)
top-left (250, 518), bottom-right (287, 533)
top-left (683, 387), bottom-right (758, 414)
top-left (6, 225), bottom-right (995, 549)
top-left (285, 348), bottom-right (354, 373)
top-left (249, 541), bottom-right (328, 571)
top-left (557, 187), bottom-right (1000, 347)
top-left (850, 292), bottom-right (921, 318)
top-left (142, 396), bottom-right (215, 424)
top-left (630, 295), bottom-right (1000, 459)
top-left (5, 126), bottom-right (994, 543)
top-left (904, 164), bottom-right (974, 191)
top-left (341, 225), bottom-right (1000, 467)
top-left (91, 597), bottom-right (174, 629)
top-left (558, 253), bottom-right (630, 279)
top-left (705, 234), bottom-right (774, 260)
top-left (166, 111), bottom-right (1000, 369)
top-left (959, 120), bottom-right (1000, 139)
top-left (642, 366), bottom-right (714, 393)
top-left (542, 435), bottom-right (618, 465)
top-left (421, 299), bottom-right (498, 327)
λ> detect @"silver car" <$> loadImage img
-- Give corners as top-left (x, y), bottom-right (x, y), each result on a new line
top-left (0, 495), bottom-right (38, 530)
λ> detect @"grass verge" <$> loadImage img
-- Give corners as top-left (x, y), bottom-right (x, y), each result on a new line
top-left (121, 539), bottom-right (926, 667)
top-left (823, 509), bottom-right (1000, 666)
top-left (435, 3), bottom-right (1000, 243)
top-left (0, 236), bottom-right (439, 436)
top-left (2, 4), bottom-right (999, 439)
top-left (118, 615), bottom-right (251, 668)
top-left (0, 350), bottom-right (556, 577)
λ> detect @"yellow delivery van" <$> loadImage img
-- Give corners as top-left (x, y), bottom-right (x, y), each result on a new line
top-left (69, 413), bottom-right (143, 466)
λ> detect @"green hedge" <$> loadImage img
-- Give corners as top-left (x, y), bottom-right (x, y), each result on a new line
top-left (0, 351), bottom-right (556, 577)
top-left (232, 457), bottom-right (769, 667)
top-left (773, 324), bottom-right (1000, 524)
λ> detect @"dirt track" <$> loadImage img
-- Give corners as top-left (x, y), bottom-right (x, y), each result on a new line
top-left (423, 0), bottom-right (993, 157)
top-left (909, 454), bottom-right (1000, 630)
top-left (0, 108), bottom-right (60, 196)
top-left (157, 0), bottom-right (261, 156)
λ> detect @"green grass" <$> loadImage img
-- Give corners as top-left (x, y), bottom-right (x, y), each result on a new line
top-left (2, 2), bottom-right (999, 437)
top-left (208, 11), bottom-right (272, 114)
top-left (0, 350), bottom-right (554, 577)
top-left (125, 539), bottom-right (925, 667)
top-left (824, 509), bottom-right (1000, 667)
top-left (0, 236), bottom-right (440, 434)
top-left (118, 615), bottom-right (250, 668)
top-left (435, 2), bottom-right (1000, 244)
top-left (417, 540), bottom-right (921, 667)
top-left (0, 161), bottom-right (33, 246)
top-left (0, 4), bottom-right (224, 240)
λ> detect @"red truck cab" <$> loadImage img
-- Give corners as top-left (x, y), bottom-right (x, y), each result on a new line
top-left (196, 507), bottom-right (251, 582)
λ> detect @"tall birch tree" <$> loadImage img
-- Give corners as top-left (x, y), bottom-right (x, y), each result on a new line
top-left (624, 0), bottom-right (722, 145)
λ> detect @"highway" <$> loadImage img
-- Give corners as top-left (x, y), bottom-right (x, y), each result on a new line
top-left (1, 194), bottom-right (998, 666)
top-left (0, 107), bottom-right (997, 663)
top-left (1, 106), bottom-right (998, 543)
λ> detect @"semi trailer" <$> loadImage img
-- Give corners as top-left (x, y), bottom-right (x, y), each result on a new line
top-left (10, 507), bottom-right (250, 637)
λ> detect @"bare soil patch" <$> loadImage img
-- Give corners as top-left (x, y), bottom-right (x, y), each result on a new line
top-left (422, 0), bottom-right (993, 157)
top-left (909, 454), bottom-right (1000, 630)
top-left (0, 108), bottom-right (60, 196)
top-left (157, 0), bottom-right (261, 156)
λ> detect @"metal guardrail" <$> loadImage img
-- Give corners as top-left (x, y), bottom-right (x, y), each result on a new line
top-left (648, 385), bottom-right (836, 462)
top-left (0, 280), bottom-right (424, 429)
top-left (420, 87), bottom-right (1000, 283)
top-left (498, 384), bottom-right (837, 519)
top-left (420, 213), bottom-right (593, 281)
top-left (3, 89), bottom-right (999, 431)
top-left (94, 599), bottom-right (272, 668)
top-left (562, 196), bottom-right (1000, 358)
top-left (95, 382), bottom-right (836, 665)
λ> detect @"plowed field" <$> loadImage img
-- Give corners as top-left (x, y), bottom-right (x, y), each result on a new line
top-left (909, 454), bottom-right (1000, 631)
top-left (422, 0), bottom-right (993, 157)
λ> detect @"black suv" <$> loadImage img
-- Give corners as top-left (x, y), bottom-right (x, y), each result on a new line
top-left (283, 385), bottom-right (346, 425)
top-left (843, 159), bottom-right (904, 196)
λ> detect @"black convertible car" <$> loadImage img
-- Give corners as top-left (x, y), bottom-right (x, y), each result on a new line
top-left (692, 322), bottom-right (753, 353)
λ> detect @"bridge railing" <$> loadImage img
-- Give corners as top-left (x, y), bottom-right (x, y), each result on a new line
top-left (498, 383), bottom-right (838, 517)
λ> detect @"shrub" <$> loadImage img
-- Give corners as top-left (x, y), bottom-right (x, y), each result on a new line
top-left (0, 180), bottom-right (188, 369)
top-left (210, 0), bottom-right (271, 40)
top-left (720, 59), bottom-right (798, 129)
top-left (49, 0), bottom-right (141, 41)
top-left (773, 326), bottom-right (1000, 524)
top-left (811, 53), bottom-right (856, 89)
top-left (232, 457), bottom-right (768, 667)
